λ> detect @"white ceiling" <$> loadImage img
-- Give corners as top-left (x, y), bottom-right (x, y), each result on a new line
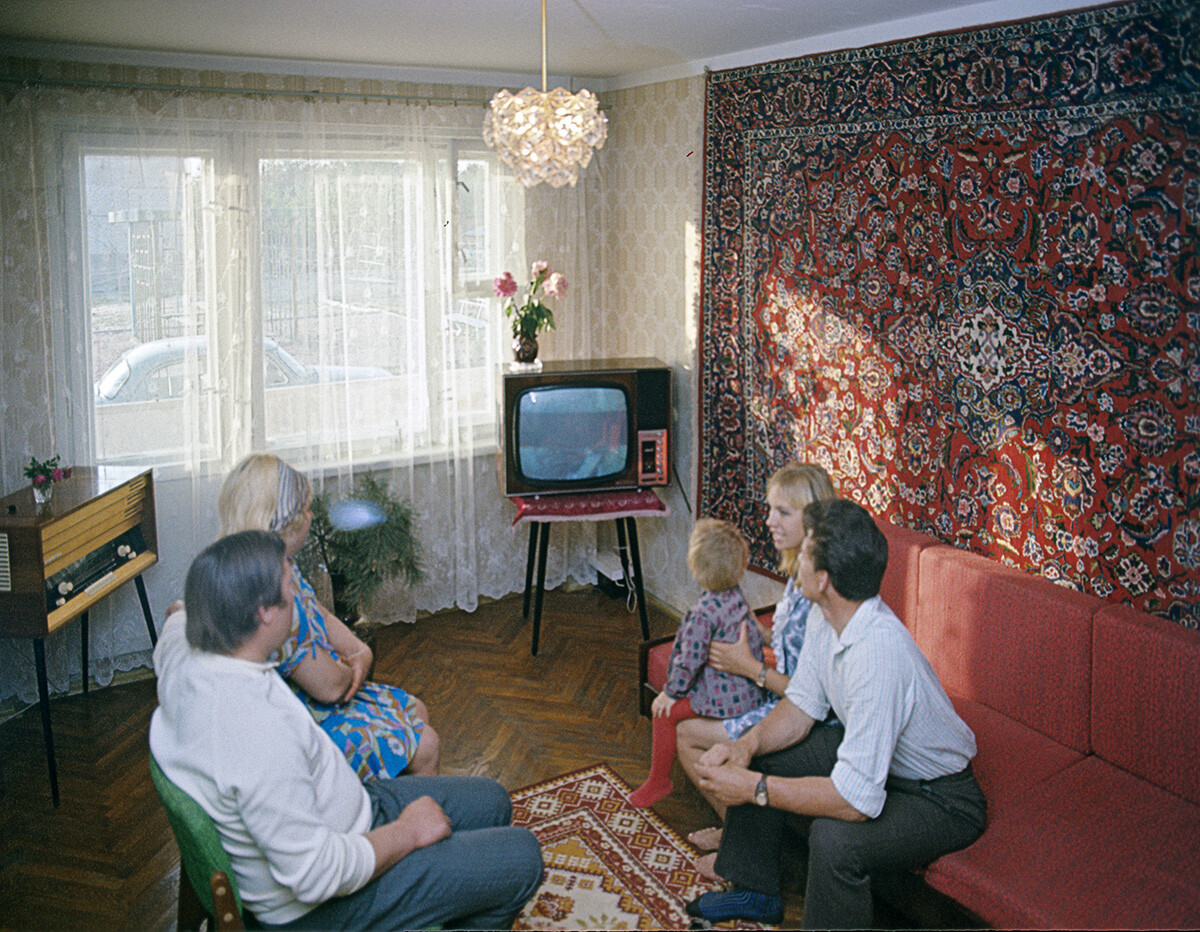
top-left (0, 0), bottom-right (1105, 89)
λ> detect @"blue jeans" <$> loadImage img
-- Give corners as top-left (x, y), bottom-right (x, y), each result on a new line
top-left (264, 775), bottom-right (544, 930)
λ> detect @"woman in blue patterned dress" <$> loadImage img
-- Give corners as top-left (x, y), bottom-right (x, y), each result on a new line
top-left (219, 453), bottom-right (439, 780)
top-left (676, 462), bottom-right (836, 849)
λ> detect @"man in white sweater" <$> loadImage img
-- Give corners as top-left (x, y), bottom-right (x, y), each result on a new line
top-left (149, 530), bottom-right (543, 929)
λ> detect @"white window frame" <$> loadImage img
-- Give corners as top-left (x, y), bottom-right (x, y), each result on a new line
top-left (56, 119), bottom-right (519, 476)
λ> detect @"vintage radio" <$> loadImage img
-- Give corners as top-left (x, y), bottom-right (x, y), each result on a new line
top-left (0, 467), bottom-right (158, 639)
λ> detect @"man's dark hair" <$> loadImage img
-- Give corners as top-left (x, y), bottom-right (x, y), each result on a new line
top-left (802, 498), bottom-right (888, 602)
top-left (184, 530), bottom-right (287, 654)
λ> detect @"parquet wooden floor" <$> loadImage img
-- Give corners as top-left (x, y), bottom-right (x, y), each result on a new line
top-left (2, 587), bottom-right (812, 930)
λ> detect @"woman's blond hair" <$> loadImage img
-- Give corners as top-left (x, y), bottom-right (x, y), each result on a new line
top-left (768, 462), bottom-right (837, 577)
top-left (687, 517), bottom-right (749, 593)
top-left (218, 453), bottom-right (310, 539)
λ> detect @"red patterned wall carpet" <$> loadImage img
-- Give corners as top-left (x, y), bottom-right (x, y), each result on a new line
top-left (698, 0), bottom-right (1199, 626)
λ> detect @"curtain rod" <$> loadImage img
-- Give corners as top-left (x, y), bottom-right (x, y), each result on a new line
top-left (0, 73), bottom-right (495, 107)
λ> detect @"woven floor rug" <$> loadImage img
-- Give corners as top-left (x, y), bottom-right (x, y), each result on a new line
top-left (510, 763), bottom-right (765, 930)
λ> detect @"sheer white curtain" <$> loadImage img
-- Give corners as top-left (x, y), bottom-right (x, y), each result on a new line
top-left (0, 64), bottom-right (599, 709)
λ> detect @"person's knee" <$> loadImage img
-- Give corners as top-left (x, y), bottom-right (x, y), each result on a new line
top-left (676, 717), bottom-right (708, 749)
top-left (414, 724), bottom-right (440, 772)
top-left (808, 818), bottom-right (866, 875)
top-left (474, 776), bottom-right (515, 823)
top-left (413, 697), bottom-right (430, 721)
top-left (513, 826), bottom-right (546, 894)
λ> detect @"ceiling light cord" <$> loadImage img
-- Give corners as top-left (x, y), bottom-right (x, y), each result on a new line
top-left (541, 0), bottom-right (548, 94)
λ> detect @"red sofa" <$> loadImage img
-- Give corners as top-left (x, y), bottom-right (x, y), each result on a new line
top-left (639, 519), bottom-right (1200, 929)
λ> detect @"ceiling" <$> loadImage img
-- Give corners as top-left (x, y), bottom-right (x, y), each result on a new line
top-left (0, 0), bottom-right (1103, 88)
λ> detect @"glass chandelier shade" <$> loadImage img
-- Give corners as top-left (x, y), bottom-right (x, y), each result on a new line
top-left (484, 85), bottom-right (607, 188)
top-left (483, 0), bottom-right (608, 188)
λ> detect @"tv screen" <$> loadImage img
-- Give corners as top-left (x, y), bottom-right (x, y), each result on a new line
top-left (516, 384), bottom-right (631, 484)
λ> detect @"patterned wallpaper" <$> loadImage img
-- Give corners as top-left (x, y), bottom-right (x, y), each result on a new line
top-left (584, 76), bottom-right (730, 616)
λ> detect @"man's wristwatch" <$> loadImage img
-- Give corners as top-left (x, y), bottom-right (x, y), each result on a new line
top-left (755, 664), bottom-right (768, 688)
top-left (754, 773), bottom-right (770, 806)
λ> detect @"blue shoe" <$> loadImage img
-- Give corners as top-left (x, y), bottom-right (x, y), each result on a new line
top-left (685, 888), bottom-right (784, 925)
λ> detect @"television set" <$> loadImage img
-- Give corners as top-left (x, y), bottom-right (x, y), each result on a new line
top-left (501, 357), bottom-right (672, 496)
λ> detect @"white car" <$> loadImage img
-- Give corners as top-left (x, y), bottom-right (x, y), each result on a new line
top-left (95, 336), bottom-right (389, 404)
top-left (94, 336), bottom-right (408, 463)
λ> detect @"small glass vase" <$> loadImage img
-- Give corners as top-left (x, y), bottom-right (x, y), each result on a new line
top-left (32, 482), bottom-right (53, 505)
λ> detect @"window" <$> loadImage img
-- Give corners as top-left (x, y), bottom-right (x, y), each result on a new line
top-left (73, 121), bottom-right (521, 470)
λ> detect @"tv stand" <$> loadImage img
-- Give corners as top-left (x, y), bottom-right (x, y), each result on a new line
top-left (509, 489), bottom-right (668, 655)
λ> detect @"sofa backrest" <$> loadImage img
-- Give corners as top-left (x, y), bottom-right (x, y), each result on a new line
top-left (914, 545), bottom-right (1098, 755)
top-left (875, 518), bottom-right (939, 633)
top-left (1092, 604), bottom-right (1200, 806)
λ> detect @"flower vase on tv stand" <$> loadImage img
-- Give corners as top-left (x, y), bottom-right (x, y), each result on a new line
top-left (513, 333), bottom-right (541, 368)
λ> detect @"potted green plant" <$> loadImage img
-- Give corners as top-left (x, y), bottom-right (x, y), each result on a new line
top-left (298, 474), bottom-right (423, 623)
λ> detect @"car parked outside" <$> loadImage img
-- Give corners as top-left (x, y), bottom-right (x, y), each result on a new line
top-left (93, 336), bottom-right (409, 464)
top-left (95, 336), bottom-right (389, 404)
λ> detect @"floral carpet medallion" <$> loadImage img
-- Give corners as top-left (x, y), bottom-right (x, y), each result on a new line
top-left (699, 0), bottom-right (1200, 624)
top-left (511, 763), bottom-right (764, 930)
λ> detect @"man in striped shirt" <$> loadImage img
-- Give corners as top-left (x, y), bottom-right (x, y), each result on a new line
top-left (687, 498), bottom-right (986, 929)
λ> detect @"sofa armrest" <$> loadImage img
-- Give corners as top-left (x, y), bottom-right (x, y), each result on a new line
top-left (638, 635), bottom-right (676, 717)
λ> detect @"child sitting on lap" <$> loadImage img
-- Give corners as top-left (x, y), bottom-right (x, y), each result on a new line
top-left (629, 518), bottom-right (769, 808)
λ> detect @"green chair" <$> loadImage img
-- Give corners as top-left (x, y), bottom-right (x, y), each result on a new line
top-left (149, 753), bottom-right (247, 931)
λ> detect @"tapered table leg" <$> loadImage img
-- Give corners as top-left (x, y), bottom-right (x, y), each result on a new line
top-left (531, 523), bottom-right (550, 655)
top-left (32, 638), bottom-right (59, 807)
top-left (624, 517), bottom-right (650, 641)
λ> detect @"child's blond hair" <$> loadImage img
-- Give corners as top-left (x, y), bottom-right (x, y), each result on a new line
top-left (687, 517), bottom-right (749, 593)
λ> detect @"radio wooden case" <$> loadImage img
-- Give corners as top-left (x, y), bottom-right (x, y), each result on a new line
top-left (0, 467), bottom-right (158, 640)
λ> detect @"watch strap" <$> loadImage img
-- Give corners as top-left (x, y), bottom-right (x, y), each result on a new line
top-left (755, 773), bottom-right (769, 806)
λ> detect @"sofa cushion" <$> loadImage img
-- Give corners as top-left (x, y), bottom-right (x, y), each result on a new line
top-left (924, 755), bottom-right (1200, 930)
top-left (1092, 604), bottom-right (1200, 806)
top-left (950, 696), bottom-right (1082, 818)
top-left (915, 546), bottom-right (1098, 755)
top-left (875, 518), bottom-right (939, 631)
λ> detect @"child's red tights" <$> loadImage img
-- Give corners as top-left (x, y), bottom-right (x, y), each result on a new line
top-left (629, 695), bottom-right (696, 808)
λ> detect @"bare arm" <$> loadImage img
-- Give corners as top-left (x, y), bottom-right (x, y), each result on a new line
top-left (762, 773), bottom-right (867, 822)
top-left (312, 597), bottom-right (372, 700)
top-left (286, 645), bottom-right (354, 705)
top-left (708, 621), bottom-right (789, 696)
top-left (696, 699), bottom-right (869, 823)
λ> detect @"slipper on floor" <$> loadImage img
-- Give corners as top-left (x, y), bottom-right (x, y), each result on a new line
top-left (687, 826), bottom-right (723, 851)
top-left (696, 852), bottom-right (726, 884)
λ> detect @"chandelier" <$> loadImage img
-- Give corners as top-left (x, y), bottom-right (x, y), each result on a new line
top-left (483, 0), bottom-right (608, 188)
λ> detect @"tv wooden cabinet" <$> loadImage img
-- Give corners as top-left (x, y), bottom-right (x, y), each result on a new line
top-left (0, 466), bottom-right (159, 805)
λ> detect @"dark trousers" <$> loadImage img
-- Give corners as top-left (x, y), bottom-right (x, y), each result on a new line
top-left (714, 724), bottom-right (987, 930)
